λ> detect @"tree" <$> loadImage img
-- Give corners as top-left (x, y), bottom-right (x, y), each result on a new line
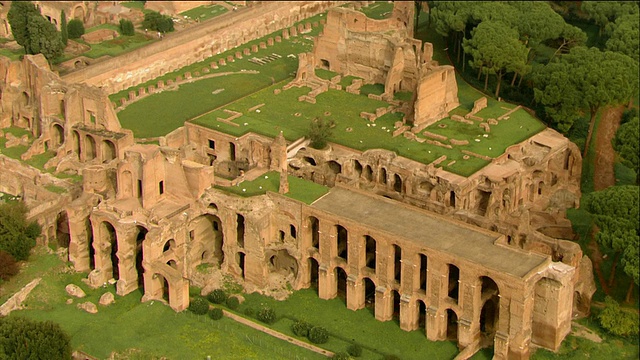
top-left (548, 23), bottom-right (587, 63)
top-left (27, 14), bottom-right (64, 61)
top-left (119, 19), bottom-right (135, 36)
top-left (67, 19), bottom-right (85, 39)
top-left (533, 46), bottom-right (638, 148)
top-left (605, 14), bottom-right (639, 62)
top-left (6, 1), bottom-right (39, 53)
top-left (142, 11), bottom-right (174, 33)
top-left (598, 296), bottom-right (639, 337)
top-left (462, 21), bottom-right (529, 97)
top-left (614, 115), bottom-right (639, 183)
top-left (0, 202), bottom-right (40, 261)
top-left (0, 316), bottom-right (72, 360)
top-left (0, 250), bottom-right (19, 281)
top-left (583, 185), bottom-right (639, 302)
top-left (308, 117), bottom-right (335, 150)
top-left (60, 10), bottom-right (68, 46)
top-left (582, 1), bottom-right (638, 37)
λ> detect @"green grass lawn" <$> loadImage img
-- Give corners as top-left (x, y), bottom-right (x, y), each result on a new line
top-left (2, 248), bottom-right (324, 360)
top-left (179, 4), bottom-right (228, 22)
top-left (216, 170), bottom-right (330, 204)
top-left (80, 33), bottom-right (156, 59)
top-left (358, 1), bottom-right (395, 20)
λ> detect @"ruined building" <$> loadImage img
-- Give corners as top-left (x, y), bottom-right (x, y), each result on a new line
top-left (0, 2), bottom-right (594, 359)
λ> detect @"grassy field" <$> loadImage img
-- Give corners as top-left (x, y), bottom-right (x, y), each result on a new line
top-left (179, 4), bottom-right (228, 22)
top-left (359, 1), bottom-right (395, 20)
top-left (216, 170), bottom-right (330, 204)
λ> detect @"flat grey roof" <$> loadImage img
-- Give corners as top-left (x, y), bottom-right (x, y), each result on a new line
top-left (311, 187), bottom-right (547, 278)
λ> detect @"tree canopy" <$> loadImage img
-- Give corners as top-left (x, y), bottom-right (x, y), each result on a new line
top-left (0, 316), bottom-right (72, 360)
top-left (605, 14), bottom-right (639, 62)
top-left (27, 14), bottom-right (64, 61)
top-left (0, 202), bottom-right (40, 261)
top-left (6, 1), bottom-right (39, 54)
top-left (308, 117), bottom-right (335, 150)
top-left (614, 115), bottom-right (639, 183)
top-left (142, 11), bottom-right (174, 33)
top-left (582, 1), bottom-right (639, 36)
top-left (599, 296), bottom-right (639, 337)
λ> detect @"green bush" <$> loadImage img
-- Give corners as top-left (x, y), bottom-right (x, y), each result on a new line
top-left (599, 296), bottom-right (639, 337)
top-left (0, 250), bottom-right (19, 281)
top-left (188, 297), bottom-right (209, 315)
top-left (291, 320), bottom-right (312, 337)
top-left (256, 307), bottom-right (276, 324)
top-left (226, 296), bottom-right (239, 310)
top-left (0, 202), bottom-right (40, 261)
top-left (0, 316), bottom-right (72, 359)
top-left (207, 289), bottom-right (227, 304)
top-left (347, 344), bottom-right (362, 357)
top-left (244, 307), bottom-right (256, 318)
top-left (308, 326), bottom-right (329, 344)
top-left (333, 352), bottom-right (351, 360)
top-left (208, 307), bottom-right (224, 320)
top-left (67, 19), bottom-right (84, 39)
top-left (142, 11), bottom-right (174, 33)
top-left (119, 19), bottom-right (135, 36)
top-left (308, 117), bottom-right (335, 150)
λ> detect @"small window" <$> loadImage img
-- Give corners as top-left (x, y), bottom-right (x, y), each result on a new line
top-left (159, 181), bottom-right (164, 195)
top-left (279, 230), bottom-right (285, 241)
top-left (208, 139), bottom-right (216, 149)
top-left (290, 225), bottom-right (297, 239)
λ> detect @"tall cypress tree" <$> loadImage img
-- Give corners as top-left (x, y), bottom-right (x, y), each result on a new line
top-left (7, 1), bottom-right (39, 53)
top-left (60, 10), bottom-right (68, 46)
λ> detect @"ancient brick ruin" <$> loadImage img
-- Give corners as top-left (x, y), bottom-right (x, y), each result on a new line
top-left (0, 2), bottom-right (595, 359)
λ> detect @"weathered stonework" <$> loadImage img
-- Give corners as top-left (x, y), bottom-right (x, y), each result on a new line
top-left (0, 3), bottom-right (593, 359)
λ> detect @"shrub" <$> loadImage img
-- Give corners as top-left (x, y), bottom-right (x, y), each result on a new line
top-left (599, 296), bottom-right (639, 337)
top-left (119, 19), bottom-right (135, 36)
top-left (308, 326), bottom-right (329, 344)
top-left (208, 307), bottom-right (224, 320)
top-left (67, 19), bottom-right (84, 39)
top-left (291, 320), bottom-right (312, 337)
top-left (188, 297), bottom-right (209, 315)
top-left (333, 352), bottom-right (351, 360)
top-left (256, 307), bottom-right (276, 324)
top-left (207, 289), bottom-right (227, 304)
top-left (243, 307), bottom-right (256, 318)
top-left (308, 117), bottom-right (335, 150)
top-left (0, 202), bottom-right (39, 261)
top-left (347, 344), bottom-right (362, 357)
top-left (0, 317), bottom-right (71, 359)
top-left (141, 11), bottom-right (174, 33)
top-left (226, 296), bottom-right (240, 310)
top-left (0, 251), bottom-right (19, 281)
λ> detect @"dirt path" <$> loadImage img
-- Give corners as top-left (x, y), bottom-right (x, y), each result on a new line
top-left (593, 105), bottom-right (624, 191)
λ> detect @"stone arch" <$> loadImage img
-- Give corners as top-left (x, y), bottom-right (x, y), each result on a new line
top-left (363, 277), bottom-right (376, 315)
top-left (163, 239), bottom-right (176, 252)
top-left (85, 135), bottom-right (97, 160)
top-left (447, 264), bottom-right (460, 301)
top-left (308, 257), bottom-right (320, 293)
top-left (55, 211), bottom-right (70, 249)
top-left (479, 276), bottom-right (500, 342)
top-left (417, 299), bottom-right (427, 332)
top-left (188, 214), bottom-right (224, 270)
top-left (308, 216), bottom-right (320, 249)
top-left (102, 140), bottom-right (116, 162)
top-left (72, 130), bottom-right (81, 155)
top-left (150, 272), bottom-right (170, 303)
top-left (73, 5), bottom-right (85, 21)
top-left (120, 170), bottom-right (133, 198)
top-left (135, 226), bottom-right (148, 290)
top-left (336, 224), bottom-right (348, 261)
top-left (446, 308), bottom-right (459, 341)
top-left (391, 289), bottom-right (401, 323)
top-left (379, 167), bottom-right (387, 184)
top-left (364, 235), bottom-right (376, 270)
top-left (100, 221), bottom-right (119, 280)
top-left (353, 159), bottom-right (363, 178)
top-left (327, 160), bottom-right (342, 175)
top-left (363, 165), bottom-right (373, 182)
top-left (266, 249), bottom-right (299, 279)
top-left (335, 266), bottom-right (348, 305)
top-left (393, 173), bottom-right (403, 193)
top-left (51, 123), bottom-right (65, 148)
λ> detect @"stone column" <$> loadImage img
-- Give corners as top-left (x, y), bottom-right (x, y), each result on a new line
top-left (375, 286), bottom-right (392, 321)
top-left (318, 264), bottom-right (334, 300)
top-left (457, 275), bottom-right (482, 350)
top-left (507, 290), bottom-right (533, 360)
top-left (67, 210), bottom-right (92, 272)
top-left (400, 294), bottom-right (418, 331)
top-left (87, 220), bottom-right (113, 288)
top-left (346, 274), bottom-right (363, 310)
top-left (116, 225), bottom-right (140, 296)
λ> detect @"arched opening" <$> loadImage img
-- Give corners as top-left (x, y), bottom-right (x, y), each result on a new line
top-left (419, 254), bottom-right (427, 292)
top-left (163, 239), bottom-right (175, 253)
top-left (336, 267), bottom-right (348, 305)
top-left (393, 174), bottom-right (403, 193)
top-left (268, 249), bottom-right (299, 280)
top-left (354, 160), bottom-right (363, 178)
top-left (153, 273), bottom-right (170, 303)
top-left (102, 140), bottom-right (116, 162)
top-left (73, 6), bottom-right (85, 20)
top-left (365, 235), bottom-right (376, 270)
top-left (85, 135), bottom-right (96, 161)
top-left (86, 219), bottom-right (95, 270)
top-left (167, 260), bottom-right (178, 269)
top-left (450, 191), bottom-right (456, 207)
top-left (308, 257), bottom-right (319, 293)
top-left (418, 300), bottom-right (427, 331)
top-left (327, 160), bottom-right (342, 175)
top-left (73, 130), bottom-right (81, 155)
top-left (229, 142), bottom-right (236, 161)
top-left (309, 216), bottom-right (320, 249)
top-left (363, 165), bottom-right (373, 182)
top-left (236, 214), bottom-right (245, 248)
top-left (447, 264), bottom-right (459, 301)
top-left (55, 212), bottom-right (70, 249)
top-left (120, 170), bottom-right (133, 198)
top-left (135, 226), bottom-right (148, 290)
top-left (208, 202), bottom-right (218, 211)
top-left (101, 222), bottom-right (118, 280)
top-left (480, 298), bottom-right (498, 337)
top-left (393, 244), bottom-right (402, 283)
top-left (237, 252), bottom-right (245, 278)
top-left (392, 290), bottom-right (401, 324)
top-left (446, 309), bottom-right (458, 341)
top-left (364, 277), bottom-right (376, 316)
top-left (51, 123), bottom-right (64, 148)
top-left (188, 214), bottom-right (224, 269)
top-left (336, 225), bottom-right (348, 262)
top-left (290, 224), bottom-right (297, 238)
top-left (303, 156), bottom-right (316, 166)
top-left (379, 167), bottom-right (387, 185)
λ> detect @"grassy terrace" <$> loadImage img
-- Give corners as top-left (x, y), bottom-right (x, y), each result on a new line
top-left (115, 3), bottom-right (545, 177)
top-left (179, 4), bottom-right (229, 22)
top-left (216, 170), bottom-right (330, 204)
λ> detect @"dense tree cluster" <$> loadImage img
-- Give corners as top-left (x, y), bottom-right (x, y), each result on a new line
top-left (142, 11), bottom-right (174, 33)
top-left (599, 296), bottom-right (639, 337)
top-left (614, 111), bottom-right (639, 182)
top-left (0, 202), bottom-right (40, 262)
top-left (0, 316), bottom-right (72, 359)
top-left (67, 19), bottom-right (85, 39)
top-left (7, 1), bottom-right (64, 61)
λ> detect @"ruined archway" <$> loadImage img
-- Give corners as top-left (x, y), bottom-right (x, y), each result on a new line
top-left (363, 165), bottom-right (373, 182)
top-left (447, 264), bottom-right (459, 301)
top-left (364, 277), bottom-right (376, 316)
top-left (417, 300), bottom-right (427, 332)
top-left (103, 140), bottom-right (116, 163)
top-left (393, 174), bottom-right (403, 193)
top-left (379, 167), bottom-right (387, 184)
top-left (73, 5), bottom-right (85, 21)
top-left (188, 214), bottom-right (224, 270)
top-left (267, 249), bottom-right (299, 279)
top-left (55, 211), bottom-right (70, 249)
top-left (100, 221), bottom-right (118, 280)
top-left (151, 273), bottom-right (170, 303)
top-left (335, 266), bottom-right (348, 305)
top-left (336, 225), bottom-right (348, 261)
top-left (365, 235), bottom-right (376, 270)
top-left (85, 135), bottom-right (97, 161)
top-left (391, 290), bottom-right (401, 324)
top-left (308, 257), bottom-right (319, 293)
top-left (72, 130), bottom-right (81, 156)
top-left (309, 216), bottom-right (320, 249)
top-left (446, 309), bottom-right (458, 341)
top-left (135, 226), bottom-right (148, 291)
top-left (51, 123), bottom-right (65, 148)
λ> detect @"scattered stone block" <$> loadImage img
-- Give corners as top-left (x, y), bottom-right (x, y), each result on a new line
top-left (251, 44), bottom-right (259, 53)
top-left (450, 139), bottom-right (469, 146)
top-left (282, 28), bottom-right (290, 39)
top-left (219, 58), bottom-right (226, 66)
top-left (147, 85), bottom-right (155, 93)
top-left (235, 51), bottom-right (242, 59)
top-left (471, 97), bottom-right (487, 114)
top-left (275, 36), bottom-right (282, 43)
top-left (304, 23), bottom-right (312, 31)
top-left (290, 26), bottom-right (297, 36)
top-left (273, 88), bottom-right (281, 95)
top-left (488, 118), bottom-right (498, 125)
top-left (184, 72), bottom-right (192, 79)
top-left (128, 91), bottom-right (136, 100)
top-left (194, 71), bottom-right (200, 77)
top-left (99, 292), bottom-right (115, 306)
top-left (312, 21), bottom-right (319, 27)
top-left (167, 79), bottom-right (174, 86)
top-left (176, 75), bottom-right (182, 82)
top-left (267, 38), bottom-right (274, 46)
top-left (298, 24), bottom-right (304, 33)
top-left (157, 80), bottom-right (164, 88)
top-left (259, 42), bottom-right (266, 49)
top-left (202, 67), bottom-right (209, 73)
top-left (66, 298), bottom-right (73, 305)
top-left (137, 87), bottom-right (146, 96)
top-left (243, 48), bottom-right (251, 55)
top-left (78, 301), bottom-right (98, 314)
top-left (320, 19), bottom-right (326, 25)
top-left (210, 62), bottom-right (218, 69)
top-left (227, 55), bottom-right (234, 62)
top-left (480, 122), bottom-right (490, 133)
top-left (120, 98), bottom-right (127, 106)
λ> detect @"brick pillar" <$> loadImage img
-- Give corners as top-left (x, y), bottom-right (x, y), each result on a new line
top-left (67, 212), bottom-right (92, 272)
top-left (400, 295), bottom-right (418, 331)
top-left (116, 225), bottom-right (140, 296)
top-left (346, 274), bottom-right (363, 310)
top-left (458, 275), bottom-right (482, 349)
top-left (318, 264), bottom-right (334, 300)
top-left (375, 287), bottom-right (392, 321)
top-left (507, 292), bottom-right (533, 360)
top-left (87, 220), bottom-right (113, 288)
